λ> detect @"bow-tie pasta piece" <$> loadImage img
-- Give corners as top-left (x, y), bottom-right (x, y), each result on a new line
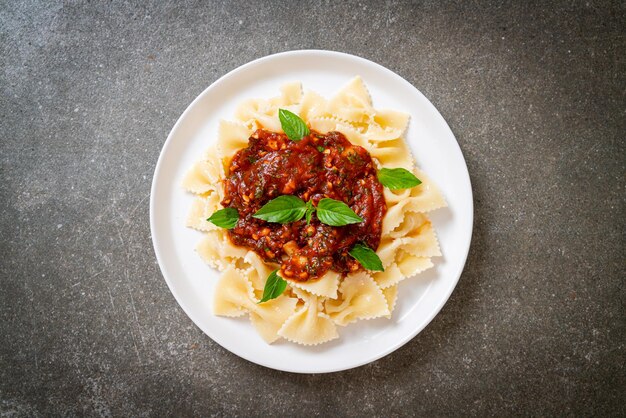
top-left (213, 267), bottom-right (298, 343)
top-left (196, 229), bottom-right (249, 271)
top-left (250, 295), bottom-right (298, 344)
top-left (268, 81), bottom-right (303, 107)
top-left (278, 290), bottom-right (338, 345)
top-left (327, 76), bottom-right (375, 126)
top-left (382, 212), bottom-right (441, 258)
top-left (373, 109), bottom-right (410, 133)
top-left (235, 83), bottom-right (303, 133)
top-left (400, 219), bottom-right (442, 258)
top-left (299, 90), bottom-right (330, 121)
top-left (384, 168), bottom-right (446, 213)
top-left (213, 266), bottom-right (257, 317)
top-left (185, 191), bottom-right (222, 232)
top-left (235, 98), bottom-right (271, 129)
top-left (395, 250), bottom-right (433, 278)
top-left (217, 120), bottom-right (254, 164)
top-left (373, 236), bottom-right (435, 289)
top-left (369, 138), bottom-right (414, 170)
top-left (182, 146), bottom-right (224, 194)
top-left (324, 271), bottom-right (389, 326)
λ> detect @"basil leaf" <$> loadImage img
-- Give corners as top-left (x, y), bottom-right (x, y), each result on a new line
top-left (253, 195), bottom-right (307, 223)
top-left (279, 109), bottom-right (310, 141)
top-left (305, 200), bottom-right (315, 225)
top-left (207, 207), bottom-right (239, 229)
top-left (316, 198), bottom-right (363, 226)
top-left (259, 270), bottom-right (287, 303)
top-left (377, 168), bottom-right (422, 190)
top-left (349, 243), bottom-right (384, 272)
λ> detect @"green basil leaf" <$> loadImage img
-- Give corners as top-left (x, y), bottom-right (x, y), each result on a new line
top-left (207, 207), bottom-right (239, 229)
top-left (258, 270), bottom-right (287, 303)
top-left (377, 167), bottom-right (422, 190)
top-left (316, 198), bottom-right (363, 226)
top-left (253, 195), bottom-right (307, 223)
top-left (279, 109), bottom-right (310, 141)
top-left (349, 243), bottom-right (384, 272)
top-left (305, 200), bottom-right (315, 225)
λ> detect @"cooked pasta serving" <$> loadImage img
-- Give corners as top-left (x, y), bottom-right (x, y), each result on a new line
top-left (182, 77), bottom-right (446, 345)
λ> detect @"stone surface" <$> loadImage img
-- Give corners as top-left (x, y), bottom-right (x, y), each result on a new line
top-left (1, 1), bottom-right (624, 416)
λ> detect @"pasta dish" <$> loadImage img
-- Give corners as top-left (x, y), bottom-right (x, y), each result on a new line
top-left (182, 77), bottom-right (446, 345)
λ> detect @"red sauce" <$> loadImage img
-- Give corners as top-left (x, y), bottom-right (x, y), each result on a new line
top-left (222, 129), bottom-right (386, 281)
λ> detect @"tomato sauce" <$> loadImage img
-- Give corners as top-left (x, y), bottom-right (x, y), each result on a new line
top-left (222, 129), bottom-right (386, 281)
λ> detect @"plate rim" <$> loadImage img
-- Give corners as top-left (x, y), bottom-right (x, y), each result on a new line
top-left (150, 49), bottom-right (474, 373)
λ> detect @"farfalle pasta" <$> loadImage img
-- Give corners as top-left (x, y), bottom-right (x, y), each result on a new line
top-left (182, 77), bottom-right (446, 345)
top-left (278, 288), bottom-right (338, 345)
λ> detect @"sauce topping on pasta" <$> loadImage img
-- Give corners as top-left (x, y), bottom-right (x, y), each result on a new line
top-left (222, 129), bottom-right (386, 281)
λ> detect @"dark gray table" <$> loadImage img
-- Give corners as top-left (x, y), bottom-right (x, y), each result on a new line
top-left (2, 1), bottom-right (624, 416)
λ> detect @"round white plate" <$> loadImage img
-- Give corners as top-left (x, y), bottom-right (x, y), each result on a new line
top-left (150, 50), bottom-right (473, 373)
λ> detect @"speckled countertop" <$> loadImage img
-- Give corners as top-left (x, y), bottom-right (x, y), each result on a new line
top-left (1, 1), bottom-right (624, 416)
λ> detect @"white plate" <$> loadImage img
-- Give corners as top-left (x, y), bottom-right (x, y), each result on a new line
top-left (150, 50), bottom-right (473, 373)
